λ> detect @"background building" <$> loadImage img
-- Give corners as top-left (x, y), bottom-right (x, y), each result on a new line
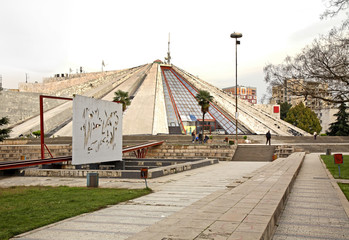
top-left (270, 79), bottom-right (336, 133)
top-left (222, 86), bottom-right (257, 104)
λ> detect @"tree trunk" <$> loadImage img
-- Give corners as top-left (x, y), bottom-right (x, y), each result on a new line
top-left (202, 112), bottom-right (205, 134)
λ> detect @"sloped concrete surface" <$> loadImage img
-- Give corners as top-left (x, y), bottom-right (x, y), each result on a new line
top-left (123, 64), bottom-right (158, 135)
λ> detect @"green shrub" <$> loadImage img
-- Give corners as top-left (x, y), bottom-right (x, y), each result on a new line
top-left (32, 130), bottom-right (41, 138)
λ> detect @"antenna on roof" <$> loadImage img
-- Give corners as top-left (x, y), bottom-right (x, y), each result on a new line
top-left (165, 33), bottom-right (171, 65)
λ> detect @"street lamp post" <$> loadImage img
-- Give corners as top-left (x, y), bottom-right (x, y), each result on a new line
top-left (230, 32), bottom-right (242, 145)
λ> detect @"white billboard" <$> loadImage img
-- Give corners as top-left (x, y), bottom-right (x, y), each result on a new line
top-left (72, 95), bottom-right (123, 165)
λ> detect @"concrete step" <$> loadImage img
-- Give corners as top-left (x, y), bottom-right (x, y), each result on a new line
top-left (232, 145), bottom-right (275, 161)
top-left (168, 126), bottom-right (182, 134)
top-left (124, 166), bottom-right (158, 170)
top-left (125, 161), bottom-right (173, 167)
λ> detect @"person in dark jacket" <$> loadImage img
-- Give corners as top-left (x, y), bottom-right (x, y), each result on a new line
top-left (191, 130), bottom-right (196, 143)
top-left (266, 130), bottom-right (271, 145)
top-left (204, 135), bottom-right (209, 143)
top-left (198, 132), bottom-right (203, 144)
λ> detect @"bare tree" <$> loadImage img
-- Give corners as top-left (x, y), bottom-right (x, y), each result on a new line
top-left (264, 28), bottom-right (349, 103)
top-left (321, 0), bottom-right (349, 28)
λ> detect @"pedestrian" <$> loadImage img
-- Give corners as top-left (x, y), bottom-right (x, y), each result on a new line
top-left (313, 131), bottom-right (317, 140)
top-left (204, 135), bottom-right (209, 143)
top-left (192, 130), bottom-right (196, 143)
top-left (266, 130), bottom-right (271, 145)
top-left (198, 131), bottom-right (203, 144)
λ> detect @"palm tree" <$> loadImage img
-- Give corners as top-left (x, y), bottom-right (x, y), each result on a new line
top-left (113, 90), bottom-right (131, 112)
top-left (195, 90), bottom-right (213, 133)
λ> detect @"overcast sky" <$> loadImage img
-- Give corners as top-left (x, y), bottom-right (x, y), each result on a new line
top-left (0, 0), bottom-right (346, 102)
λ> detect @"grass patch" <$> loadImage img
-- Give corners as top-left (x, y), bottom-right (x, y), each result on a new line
top-left (338, 183), bottom-right (349, 201)
top-left (321, 155), bottom-right (349, 179)
top-left (0, 186), bottom-right (151, 240)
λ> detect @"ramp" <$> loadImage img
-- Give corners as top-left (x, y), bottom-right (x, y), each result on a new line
top-left (232, 144), bottom-right (275, 161)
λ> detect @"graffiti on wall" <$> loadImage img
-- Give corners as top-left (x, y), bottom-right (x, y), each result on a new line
top-left (72, 95), bottom-right (122, 165)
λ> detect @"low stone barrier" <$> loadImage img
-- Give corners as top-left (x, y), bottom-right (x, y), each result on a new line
top-left (22, 158), bottom-right (219, 179)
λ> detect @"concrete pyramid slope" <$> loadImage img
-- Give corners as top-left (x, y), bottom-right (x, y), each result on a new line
top-left (123, 64), bottom-right (166, 135)
top-left (8, 64), bottom-right (150, 138)
top-left (173, 66), bottom-right (309, 136)
top-left (6, 62), bottom-right (309, 137)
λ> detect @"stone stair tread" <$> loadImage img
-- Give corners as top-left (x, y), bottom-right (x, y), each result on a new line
top-left (232, 145), bottom-right (275, 162)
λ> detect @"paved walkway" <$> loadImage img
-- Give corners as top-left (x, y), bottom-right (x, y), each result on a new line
top-left (127, 152), bottom-right (305, 240)
top-left (4, 153), bottom-right (349, 240)
top-left (7, 161), bottom-right (267, 240)
top-left (273, 153), bottom-right (349, 240)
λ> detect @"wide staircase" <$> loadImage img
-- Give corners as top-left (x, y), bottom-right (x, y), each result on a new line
top-left (232, 145), bottom-right (275, 161)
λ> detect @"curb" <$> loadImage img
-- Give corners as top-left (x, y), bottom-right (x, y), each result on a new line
top-left (319, 154), bottom-right (349, 219)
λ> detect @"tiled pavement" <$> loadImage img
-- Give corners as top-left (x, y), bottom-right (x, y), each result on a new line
top-left (273, 153), bottom-right (349, 240)
top-left (127, 152), bottom-right (305, 239)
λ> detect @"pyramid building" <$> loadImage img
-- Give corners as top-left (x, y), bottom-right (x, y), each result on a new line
top-left (6, 62), bottom-right (308, 138)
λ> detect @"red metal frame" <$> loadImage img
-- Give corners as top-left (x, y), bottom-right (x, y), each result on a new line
top-left (0, 156), bottom-right (72, 171)
top-left (123, 141), bottom-right (164, 158)
top-left (44, 144), bottom-right (54, 158)
top-left (40, 95), bottom-right (73, 159)
top-left (135, 148), bottom-right (148, 158)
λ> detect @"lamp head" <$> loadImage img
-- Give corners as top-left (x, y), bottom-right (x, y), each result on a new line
top-left (230, 32), bottom-right (243, 38)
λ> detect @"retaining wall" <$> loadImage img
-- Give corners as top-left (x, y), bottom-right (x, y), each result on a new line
top-left (0, 91), bottom-right (63, 128)
top-left (0, 143), bottom-right (236, 162)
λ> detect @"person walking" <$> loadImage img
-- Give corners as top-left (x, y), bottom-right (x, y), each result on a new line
top-left (313, 131), bottom-right (317, 140)
top-left (266, 130), bottom-right (271, 145)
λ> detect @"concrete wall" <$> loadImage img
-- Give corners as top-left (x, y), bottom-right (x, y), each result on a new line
top-left (0, 143), bottom-right (236, 162)
top-left (0, 145), bottom-right (72, 161)
top-left (19, 71), bottom-right (117, 94)
top-left (0, 91), bottom-right (63, 128)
